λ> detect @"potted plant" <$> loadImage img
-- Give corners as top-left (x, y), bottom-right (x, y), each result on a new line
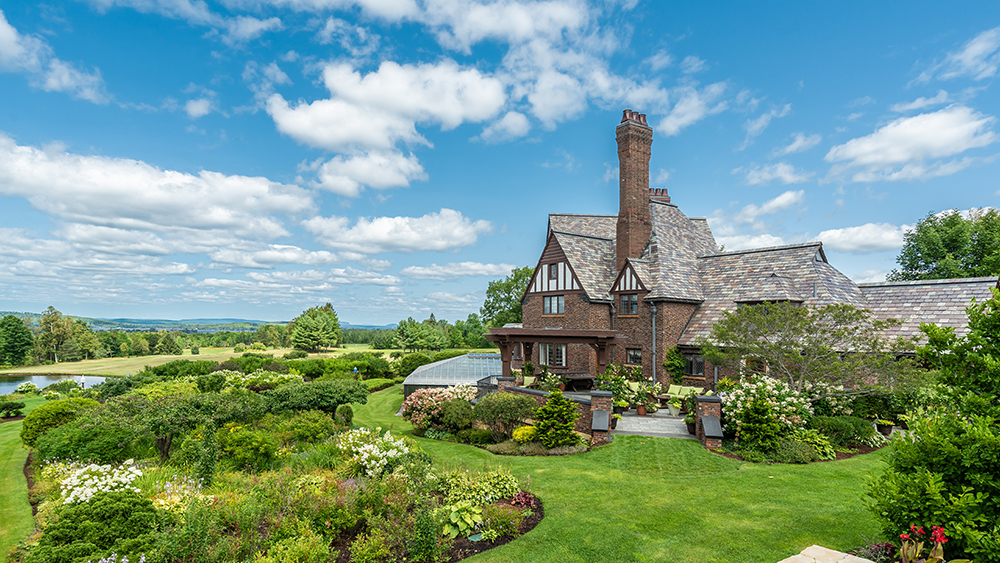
top-left (612, 399), bottom-right (628, 415)
top-left (540, 372), bottom-right (565, 393)
top-left (645, 400), bottom-right (659, 415)
top-left (668, 398), bottom-right (682, 417)
top-left (610, 413), bottom-right (622, 430)
top-left (875, 419), bottom-right (895, 437)
top-left (684, 412), bottom-right (696, 434)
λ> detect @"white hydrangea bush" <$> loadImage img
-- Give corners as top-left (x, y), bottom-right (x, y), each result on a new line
top-left (15, 381), bottom-right (39, 394)
top-left (801, 381), bottom-right (854, 416)
top-left (61, 459), bottom-right (143, 504)
top-left (337, 427), bottom-right (410, 478)
top-left (720, 377), bottom-right (813, 433)
top-left (212, 369), bottom-right (303, 389)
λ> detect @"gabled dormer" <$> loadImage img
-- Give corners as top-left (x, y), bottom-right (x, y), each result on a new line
top-left (525, 233), bottom-right (583, 296)
top-left (611, 259), bottom-right (650, 317)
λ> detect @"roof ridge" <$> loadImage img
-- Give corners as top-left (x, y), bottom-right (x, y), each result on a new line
top-left (859, 276), bottom-right (1000, 287)
top-left (700, 241), bottom-right (822, 258)
top-left (551, 230), bottom-right (614, 242)
top-left (549, 213), bottom-right (617, 218)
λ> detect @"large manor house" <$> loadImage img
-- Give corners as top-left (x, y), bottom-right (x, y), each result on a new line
top-left (488, 110), bottom-right (999, 390)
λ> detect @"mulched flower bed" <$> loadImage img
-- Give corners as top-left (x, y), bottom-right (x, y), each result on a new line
top-left (1, 415), bottom-right (26, 423)
top-left (332, 496), bottom-right (544, 563)
top-left (712, 443), bottom-right (884, 463)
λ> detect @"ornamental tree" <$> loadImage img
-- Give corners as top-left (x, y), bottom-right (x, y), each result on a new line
top-left (0, 315), bottom-right (33, 365)
top-left (699, 301), bottom-right (918, 397)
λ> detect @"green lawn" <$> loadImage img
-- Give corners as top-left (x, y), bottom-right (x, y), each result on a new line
top-left (0, 397), bottom-right (45, 554)
top-left (356, 386), bottom-right (884, 563)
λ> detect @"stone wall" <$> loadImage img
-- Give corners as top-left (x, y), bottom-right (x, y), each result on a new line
top-left (496, 377), bottom-right (613, 446)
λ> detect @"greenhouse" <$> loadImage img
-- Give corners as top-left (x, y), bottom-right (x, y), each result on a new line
top-left (402, 353), bottom-right (502, 398)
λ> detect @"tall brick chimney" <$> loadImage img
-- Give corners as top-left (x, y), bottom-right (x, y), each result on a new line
top-left (616, 109), bottom-right (653, 272)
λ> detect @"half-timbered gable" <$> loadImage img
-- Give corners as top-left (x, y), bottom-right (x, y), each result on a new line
top-left (526, 233), bottom-right (582, 295)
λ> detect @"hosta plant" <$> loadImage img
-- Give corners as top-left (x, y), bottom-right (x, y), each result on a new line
top-left (441, 501), bottom-right (483, 539)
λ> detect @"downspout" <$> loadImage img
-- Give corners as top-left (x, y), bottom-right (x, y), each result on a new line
top-left (650, 303), bottom-right (657, 383)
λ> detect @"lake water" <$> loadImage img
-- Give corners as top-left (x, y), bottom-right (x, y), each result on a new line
top-left (0, 374), bottom-right (109, 396)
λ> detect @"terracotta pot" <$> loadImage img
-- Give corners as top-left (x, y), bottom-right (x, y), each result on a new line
top-left (557, 384), bottom-right (566, 391)
top-left (636, 405), bottom-right (647, 416)
top-left (686, 422), bottom-right (696, 435)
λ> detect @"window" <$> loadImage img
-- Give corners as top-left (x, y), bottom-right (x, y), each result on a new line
top-left (625, 348), bottom-right (642, 365)
top-left (684, 354), bottom-right (704, 377)
top-left (548, 263), bottom-right (559, 280)
top-left (619, 293), bottom-right (638, 315)
top-left (543, 295), bottom-right (565, 315)
top-left (539, 343), bottom-right (566, 367)
top-left (512, 343), bottom-right (523, 361)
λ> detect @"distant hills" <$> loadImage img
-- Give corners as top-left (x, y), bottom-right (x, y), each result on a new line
top-left (0, 311), bottom-right (396, 332)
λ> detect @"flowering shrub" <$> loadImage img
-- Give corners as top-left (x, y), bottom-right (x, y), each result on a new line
top-left (16, 381), bottom-right (40, 394)
top-left (213, 369), bottom-right (303, 390)
top-left (721, 376), bottom-right (812, 433)
top-left (400, 385), bottom-right (476, 430)
top-left (802, 381), bottom-right (854, 416)
top-left (61, 459), bottom-right (143, 504)
top-left (512, 426), bottom-right (537, 444)
top-left (337, 427), bottom-right (410, 478)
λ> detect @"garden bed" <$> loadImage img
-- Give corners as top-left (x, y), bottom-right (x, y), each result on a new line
top-left (713, 443), bottom-right (884, 463)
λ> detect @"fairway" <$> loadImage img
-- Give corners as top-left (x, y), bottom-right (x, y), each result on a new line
top-left (356, 386), bottom-right (883, 563)
top-left (0, 397), bottom-right (45, 555)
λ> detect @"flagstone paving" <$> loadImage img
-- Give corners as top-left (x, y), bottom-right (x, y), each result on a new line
top-left (613, 409), bottom-right (697, 439)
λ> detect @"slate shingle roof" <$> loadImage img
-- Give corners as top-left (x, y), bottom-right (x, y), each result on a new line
top-left (548, 214), bottom-right (615, 239)
top-left (552, 231), bottom-right (616, 302)
top-left (677, 242), bottom-right (869, 346)
top-left (642, 203), bottom-right (711, 302)
top-left (859, 277), bottom-right (1000, 340)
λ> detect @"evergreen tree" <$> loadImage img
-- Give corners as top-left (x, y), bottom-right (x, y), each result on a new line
top-left (534, 390), bottom-right (580, 448)
top-left (155, 331), bottom-right (183, 355)
top-left (0, 315), bottom-right (33, 365)
top-left (288, 303), bottom-right (341, 350)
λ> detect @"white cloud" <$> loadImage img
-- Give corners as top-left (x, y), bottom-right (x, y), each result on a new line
top-left (541, 148), bottom-right (576, 171)
top-left (771, 132), bottom-right (821, 157)
top-left (890, 90), bottom-right (949, 112)
top-left (917, 26), bottom-right (1000, 82)
top-left (846, 112), bottom-right (863, 121)
top-left (421, 0), bottom-right (589, 52)
top-left (303, 208), bottom-right (493, 254)
top-left (400, 262), bottom-right (517, 280)
top-left (653, 168), bottom-right (670, 184)
top-left (475, 111), bottom-right (531, 143)
top-left (815, 223), bottom-right (910, 253)
top-left (825, 105), bottom-right (997, 182)
top-left (739, 104), bottom-right (791, 150)
top-left (222, 16), bottom-right (283, 45)
top-left (658, 81), bottom-right (728, 136)
top-left (424, 291), bottom-right (481, 305)
top-left (308, 151), bottom-right (427, 197)
top-left (715, 233), bottom-right (787, 251)
top-left (646, 50), bottom-right (674, 71)
top-left (735, 190), bottom-right (805, 222)
top-left (0, 10), bottom-right (108, 103)
top-left (210, 245), bottom-right (339, 268)
top-left (0, 133), bottom-right (312, 236)
top-left (603, 163), bottom-right (618, 183)
top-left (185, 98), bottom-right (214, 119)
top-left (707, 191), bottom-right (806, 251)
top-left (680, 55), bottom-right (706, 74)
top-left (315, 17), bottom-right (381, 57)
top-left (526, 69), bottom-right (588, 127)
top-left (852, 269), bottom-right (887, 283)
top-left (739, 162), bottom-right (814, 185)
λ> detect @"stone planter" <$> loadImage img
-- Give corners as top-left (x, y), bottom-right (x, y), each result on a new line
top-left (686, 422), bottom-right (696, 435)
top-left (668, 404), bottom-right (681, 417)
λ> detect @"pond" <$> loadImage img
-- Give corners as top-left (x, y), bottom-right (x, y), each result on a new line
top-left (0, 374), bottom-right (109, 396)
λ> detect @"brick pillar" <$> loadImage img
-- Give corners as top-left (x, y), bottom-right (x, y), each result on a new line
top-left (616, 109), bottom-right (653, 272)
top-left (498, 377), bottom-right (514, 393)
top-left (590, 390), bottom-right (613, 446)
top-left (696, 395), bottom-right (723, 449)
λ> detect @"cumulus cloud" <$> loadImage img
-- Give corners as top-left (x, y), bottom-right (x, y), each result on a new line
top-left (303, 208), bottom-right (493, 254)
top-left (890, 90), bottom-right (949, 112)
top-left (738, 162), bottom-right (814, 185)
top-left (916, 26), bottom-right (1000, 82)
top-left (715, 233), bottom-right (787, 251)
top-left (825, 105), bottom-right (997, 182)
top-left (185, 97), bottom-right (214, 119)
top-left (222, 15), bottom-right (283, 45)
top-left (474, 111), bottom-right (531, 143)
top-left (210, 245), bottom-right (339, 268)
top-left (400, 262), bottom-right (517, 280)
top-left (421, 0), bottom-right (588, 51)
top-left (307, 151), bottom-right (427, 197)
top-left (852, 269), bottom-right (887, 283)
top-left (0, 10), bottom-right (108, 103)
top-left (771, 132), bottom-right (821, 157)
top-left (222, 0), bottom-right (421, 21)
top-left (739, 104), bottom-right (791, 150)
top-left (815, 223), bottom-right (910, 253)
top-left (0, 133), bottom-right (312, 237)
top-left (707, 191), bottom-right (806, 251)
top-left (658, 81), bottom-right (728, 136)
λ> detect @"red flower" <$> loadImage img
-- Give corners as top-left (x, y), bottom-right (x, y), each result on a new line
top-left (900, 533), bottom-right (911, 540)
top-left (917, 526), bottom-right (925, 536)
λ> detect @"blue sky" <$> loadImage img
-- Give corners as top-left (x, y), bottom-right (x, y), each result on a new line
top-left (0, 0), bottom-right (998, 325)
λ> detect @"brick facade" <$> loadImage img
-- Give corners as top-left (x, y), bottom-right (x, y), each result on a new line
top-left (496, 378), bottom-right (612, 446)
top-left (616, 114), bottom-right (653, 272)
top-left (522, 292), bottom-right (611, 374)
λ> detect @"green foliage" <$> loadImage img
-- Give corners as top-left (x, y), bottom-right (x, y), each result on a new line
top-left (472, 392), bottom-right (538, 442)
top-left (480, 265), bottom-right (533, 327)
top-left (141, 359), bottom-right (216, 379)
top-left (351, 529), bottom-right (392, 563)
top-left (0, 314), bottom-right (34, 365)
top-left (155, 331), bottom-right (183, 355)
top-left (266, 380), bottom-right (369, 414)
top-left (441, 468), bottom-right (520, 506)
top-left (20, 397), bottom-right (100, 447)
top-left (736, 398), bottom-right (782, 453)
top-left (0, 398), bottom-right (26, 417)
top-left (196, 371), bottom-right (226, 393)
top-left (334, 404), bottom-right (354, 427)
top-left (769, 437), bottom-right (819, 464)
top-left (432, 349), bottom-right (468, 362)
top-left (406, 501), bottom-right (449, 562)
top-left (397, 352), bottom-right (433, 377)
top-left (456, 428), bottom-right (494, 445)
top-left (482, 504), bottom-right (525, 540)
top-left (700, 301), bottom-right (915, 393)
top-left (888, 208), bottom-right (1000, 281)
top-left (662, 346), bottom-right (685, 385)
top-left (790, 428), bottom-right (836, 460)
top-left (35, 415), bottom-right (137, 463)
top-left (283, 350), bottom-right (308, 359)
top-left (808, 416), bottom-right (857, 448)
top-left (254, 526), bottom-right (331, 563)
top-left (217, 422), bottom-right (279, 471)
top-left (131, 379), bottom-right (199, 399)
top-left (362, 378), bottom-right (395, 392)
top-left (289, 303), bottom-right (341, 351)
top-left (269, 409), bottom-right (337, 444)
top-left (24, 491), bottom-right (158, 563)
top-left (395, 319), bottom-right (448, 351)
top-left (190, 345), bottom-right (199, 355)
top-left (43, 380), bottom-right (79, 394)
top-left (533, 390), bottom-right (580, 449)
top-left (439, 398), bottom-right (474, 432)
top-left (370, 330), bottom-right (399, 350)
top-left (866, 411), bottom-right (1000, 561)
top-left (441, 501), bottom-right (483, 539)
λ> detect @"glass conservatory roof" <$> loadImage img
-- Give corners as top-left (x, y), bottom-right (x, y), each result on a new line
top-left (402, 353), bottom-right (502, 387)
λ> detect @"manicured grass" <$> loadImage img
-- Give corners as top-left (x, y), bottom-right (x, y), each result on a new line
top-left (355, 386), bottom-right (884, 563)
top-left (0, 397), bottom-right (46, 554)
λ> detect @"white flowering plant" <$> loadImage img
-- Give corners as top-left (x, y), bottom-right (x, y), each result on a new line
top-left (801, 381), bottom-right (855, 416)
top-left (15, 381), bottom-right (40, 394)
top-left (721, 376), bottom-right (813, 434)
top-left (61, 459), bottom-right (143, 504)
top-left (337, 427), bottom-right (411, 478)
top-left (212, 369), bottom-right (303, 390)
top-left (400, 385), bottom-right (477, 430)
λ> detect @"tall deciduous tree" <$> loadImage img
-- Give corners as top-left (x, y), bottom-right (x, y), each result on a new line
top-left (36, 306), bottom-right (74, 363)
top-left (888, 208), bottom-right (1000, 281)
top-left (480, 266), bottom-right (533, 327)
top-left (0, 315), bottom-right (33, 365)
top-left (699, 302), bottom-right (917, 395)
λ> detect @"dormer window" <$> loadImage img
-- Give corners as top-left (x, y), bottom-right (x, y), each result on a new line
top-left (620, 293), bottom-right (638, 315)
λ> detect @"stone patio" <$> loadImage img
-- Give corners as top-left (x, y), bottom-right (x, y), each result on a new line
top-left (613, 409), bottom-right (697, 439)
